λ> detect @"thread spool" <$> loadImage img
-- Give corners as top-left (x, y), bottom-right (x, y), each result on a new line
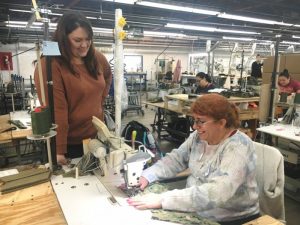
top-left (41, 106), bottom-right (52, 128)
top-left (31, 107), bottom-right (51, 135)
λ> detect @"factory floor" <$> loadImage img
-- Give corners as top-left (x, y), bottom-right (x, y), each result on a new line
top-left (122, 102), bottom-right (300, 225)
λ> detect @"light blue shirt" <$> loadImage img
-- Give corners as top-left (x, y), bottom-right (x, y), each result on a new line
top-left (142, 130), bottom-right (259, 222)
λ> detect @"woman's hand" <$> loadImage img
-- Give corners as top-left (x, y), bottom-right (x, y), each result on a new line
top-left (138, 176), bottom-right (149, 190)
top-left (57, 154), bottom-right (68, 165)
top-left (127, 193), bottom-right (162, 210)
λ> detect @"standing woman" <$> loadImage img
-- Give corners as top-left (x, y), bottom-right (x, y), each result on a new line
top-left (34, 12), bottom-right (112, 165)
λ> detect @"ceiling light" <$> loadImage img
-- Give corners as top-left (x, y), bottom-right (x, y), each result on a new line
top-left (218, 13), bottom-right (293, 26)
top-left (92, 27), bottom-right (113, 34)
top-left (292, 35), bottom-right (300, 39)
top-left (281, 41), bottom-right (300, 45)
top-left (87, 16), bottom-right (98, 20)
top-left (6, 24), bottom-right (27, 28)
top-left (256, 40), bottom-right (273, 45)
top-left (166, 23), bottom-right (215, 32)
top-left (217, 28), bottom-right (259, 35)
top-left (189, 53), bottom-right (208, 57)
top-left (222, 36), bottom-right (257, 41)
top-left (5, 21), bottom-right (28, 25)
top-left (137, 1), bottom-right (219, 15)
top-left (144, 31), bottom-right (186, 37)
top-left (166, 23), bottom-right (260, 35)
top-left (102, 0), bottom-right (136, 4)
top-left (9, 9), bottom-right (32, 13)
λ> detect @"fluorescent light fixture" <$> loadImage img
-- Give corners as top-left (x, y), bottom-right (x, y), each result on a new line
top-left (218, 13), bottom-right (293, 26)
top-left (292, 35), bottom-right (300, 39)
top-left (144, 31), bottom-right (186, 38)
top-left (281, 41), bottom-right (300, 45)
top-left (92, 27), bottom-right (113, 34)
top-left (189, 53), bottom-right (208, 57)
top-left (166, 23), bottom-right (215, 32)
top-left (5, 21), bottom-right (28, 25)
top-left (5, 20), bottom-right (57, 27)
top-left (217, 28), bottom-right (259, 35)
top-left (6, 24), bottom-right (27, 28)
top-left (87, 16), bottom-right (98, 20)
top-left (137, 1), bottom-right (219, 15)
top-left (102, 0), bottom-right (136, 4)
top-left (9, 9), bottom-right (32, 13)
top-left (166, 23), bottom-right (260, 35)
top-left (256, 40), bottom-right (273, 45)
top-left (222, 36), bottom-right (257, 41)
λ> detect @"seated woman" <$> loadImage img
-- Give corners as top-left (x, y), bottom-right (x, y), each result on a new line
top-left (278, 69), bottom-right (300, 94)
top-left (128, 94), bottom-right (260, 225)
top-left (195, 72), bottom-right (215, 94)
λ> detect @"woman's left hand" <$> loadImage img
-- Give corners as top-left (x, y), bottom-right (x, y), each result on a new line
top-left (127, 193), bottom-right (163, 210)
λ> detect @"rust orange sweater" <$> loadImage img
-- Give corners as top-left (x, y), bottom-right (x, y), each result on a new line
top-left (34, 51), bottom-right (112, 155)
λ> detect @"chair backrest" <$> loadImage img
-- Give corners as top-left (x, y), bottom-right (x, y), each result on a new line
top-left (253, 141), bottom-right (285, 223)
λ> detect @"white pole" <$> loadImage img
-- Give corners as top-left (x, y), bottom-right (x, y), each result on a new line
top-left (36, 42), bottom-right (46, 106)
top-left (114, 9), bottom-right (124, 137)
top-left (206, 40), bottom-right (211, 75)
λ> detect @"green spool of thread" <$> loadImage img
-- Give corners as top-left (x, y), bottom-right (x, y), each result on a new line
top-left (41, 106), bottom-right (52, 129)
top-left (31, 107), bottom-right (51, 135)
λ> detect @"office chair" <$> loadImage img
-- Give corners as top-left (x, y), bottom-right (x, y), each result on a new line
top-left (253, 141), bottom-right (285, 223)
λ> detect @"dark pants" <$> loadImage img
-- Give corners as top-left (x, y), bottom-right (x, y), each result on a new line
top-left (218, 213), bottom-right (260, 225)
top-left (66, 144), bottom-right (84, 159)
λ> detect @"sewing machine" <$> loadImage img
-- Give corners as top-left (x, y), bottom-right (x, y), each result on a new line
top-left (89, 116), bottom-right (152, 193)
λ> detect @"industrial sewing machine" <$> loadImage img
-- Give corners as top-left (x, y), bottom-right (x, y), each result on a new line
top-left (88, 116), bottom-right (152, 194)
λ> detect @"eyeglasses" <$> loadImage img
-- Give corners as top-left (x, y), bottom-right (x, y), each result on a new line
top-left (192, 118), bottom-right (216, 126)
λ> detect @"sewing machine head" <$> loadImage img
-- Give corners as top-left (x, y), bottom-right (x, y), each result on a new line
top-left (90, 116), bottom-right (152, 189)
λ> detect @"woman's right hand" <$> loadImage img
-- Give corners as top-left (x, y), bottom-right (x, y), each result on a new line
top-left (139, 176), bottom-right (149, 190)
top-left (57, 154), bottom-right (68, 165)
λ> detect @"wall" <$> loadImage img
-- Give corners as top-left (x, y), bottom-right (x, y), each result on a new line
top-left (0, 43), bottom-right (189, 86)
top-left (0, 42), bottom-right (269, 86)
top-left (0, 43), bottom-right (36, 83)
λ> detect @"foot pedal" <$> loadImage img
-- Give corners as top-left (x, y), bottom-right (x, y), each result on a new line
top-left (9, 120), bottom-right (27, 129)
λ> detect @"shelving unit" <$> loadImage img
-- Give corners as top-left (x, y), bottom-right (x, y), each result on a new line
top-left (122, 72), bottom-right (146, 117)
top-left (124, 72), bottom-right (147, 91)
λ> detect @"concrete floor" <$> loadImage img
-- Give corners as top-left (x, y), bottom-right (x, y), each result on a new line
top-left (121, 102), bottom-right (300, 225)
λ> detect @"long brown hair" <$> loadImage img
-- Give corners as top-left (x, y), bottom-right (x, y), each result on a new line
top-left (53, 11), bottom-right (101, 79)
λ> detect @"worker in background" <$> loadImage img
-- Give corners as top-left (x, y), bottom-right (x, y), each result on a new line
top-left (128, 94), bottom-right (259, 225)
top-left (251, 54), bottom-right (263, 78)
top-left (195, 72), bottom-right (215, 94)
top-left (278, 69), bottom-right (300, 94)
top-left (34, 12), bottom-right (112, 165)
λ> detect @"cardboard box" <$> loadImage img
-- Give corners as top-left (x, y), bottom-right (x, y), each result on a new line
top-left (262, 55), bottom-right (285, 73)
top-left (262, 72), bottom-right (272, 84)
top-left (285, 54), bottom-right (300, 74)
top-left (259, 84), bottom-right (271, 122)
top-left (290, 73), bottom-right (300, 82)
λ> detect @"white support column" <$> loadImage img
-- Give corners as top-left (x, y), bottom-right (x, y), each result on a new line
top-left (114, 9), bottom-right (124, 137)
top-left (206, 40), bottom-right (211, 75)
